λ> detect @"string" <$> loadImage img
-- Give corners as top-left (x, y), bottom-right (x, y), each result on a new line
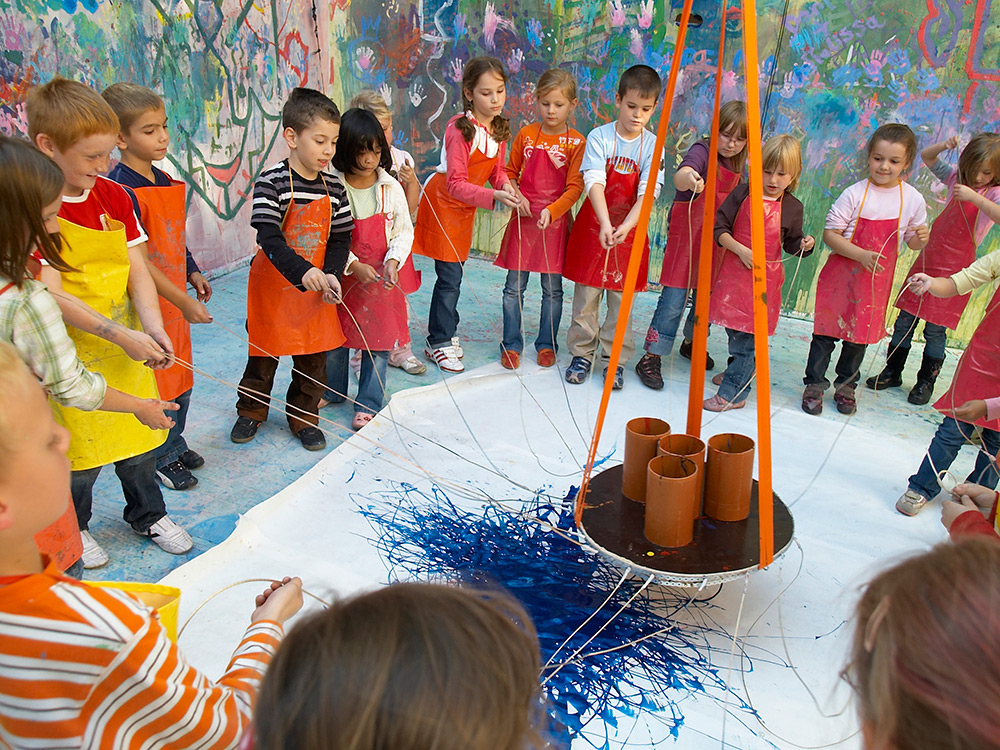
top-left (718, 571), bottom-right (750, 748)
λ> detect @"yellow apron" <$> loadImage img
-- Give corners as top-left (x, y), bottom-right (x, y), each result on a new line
top-left (53, 216), bottom-right (165, 471)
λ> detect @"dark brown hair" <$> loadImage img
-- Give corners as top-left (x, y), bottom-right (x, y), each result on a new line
top-left (844, 538), bottom-right (1000, 750)
top-left (332, 108), bottom-right (392, 175)
top-left (101, 83), bottom-right (164, 134)
top-left (867, 123), bottom-right (918, 171)
top-left (26, 76), bottom-right (120, 151)
top-left (254, 582), bottom-right (545, 750)
top-left (618, 64), bottom-right (661, 100)
top-left (456, 56), bottom-right (511, 144)
top-left (0, 135), bottom-right (73, 286)
top-left (957, 131), bottom-right (1000, 188)
top-left (282, 87), bottom-right (341, 133)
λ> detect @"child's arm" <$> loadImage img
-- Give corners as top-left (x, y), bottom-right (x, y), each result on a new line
top-left (909, 250), bottom-right (1000, 298)
top-left (382, 181), bottom-right (415, 289)
top-left (126, 243), bottom-right (173, 358)
top-left (782, 196), bottom-right (815, 257)
top-left (141, 249), bottom-right (212, 324)
top-left (504, 129), bottom-right (530, 217)
top-left (187, 250), bottom-right (213, 302)
top-left (443, 124), bottom-right (519, 210)
top-left (823, 229), bottom-right (885, 272)
top-left (673, 141), bottom-right (710, 194)
top-left (714, 188), bottom-right (752, 268)
top-left (541, 137), bottom-right (586, 230)
top-left (952, 184), bottom-right (1000, 225)
top-left (920, 135), bottom-right (959, 169)
top-left (610, 142), bottom-right (665, 245)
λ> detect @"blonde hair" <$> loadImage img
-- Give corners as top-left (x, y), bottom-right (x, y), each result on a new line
top-left (718, 100), bottom-right (749, 174)
top-left (957, 132), bottom-right (1000, 188)
top-left (761, 134), bottom-right (802, 192)
top-left (26, 77), bottom-right (120, 151)
top-left (349, 90), bottom-right (392, 122)
top-left (535, 69), bottom-right (577, 101)
top-left (101, 83), bottom-right (163, 135)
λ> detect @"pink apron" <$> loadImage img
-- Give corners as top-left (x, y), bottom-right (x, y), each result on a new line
top-left (813, 181), bottom-right (902, 344)
top-left (659, 162), bottom-right (740, 289)
top-left (337, 195), bottom-right (410, 351)
top-left (709, 196), bottom-right (784, 335)
top-left (563, 134), bottom-right (648, 292)
top-left (495, 125), bottom-right (573, 274)
top-left (895, 197), bottom-right (978, 329)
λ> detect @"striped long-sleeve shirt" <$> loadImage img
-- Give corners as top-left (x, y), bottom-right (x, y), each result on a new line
top-left (0, 563), bottom-right (283, 749)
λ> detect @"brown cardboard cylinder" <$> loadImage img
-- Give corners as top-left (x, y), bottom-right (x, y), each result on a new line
top-left (657, 433), bottom-right (707, 513)
top-left (622, 417), bottom-right (670, 503)
top-left (644, 454), bottom-right (699, 547)
top-left (703, 432), bottom-right (755, 521)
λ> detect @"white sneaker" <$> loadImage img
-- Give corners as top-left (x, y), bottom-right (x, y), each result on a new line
top-left (394, 355), bottom-right (427, 375)
top-left (425, 345), bottom-right (465, 372)
top-left (80, 530), bottom-right (109, 569)
top-left (451, 336), bottom-right (464, 359)
top-left (137, 515), bottom-right (194, 554)
top-left (895, 489), bottom-right (929, 517)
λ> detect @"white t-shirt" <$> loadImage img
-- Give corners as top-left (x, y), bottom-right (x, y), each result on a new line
top-left (581, 122), bottom-right (664, 199)
top-left (825, 179), bottom-right (927, 248)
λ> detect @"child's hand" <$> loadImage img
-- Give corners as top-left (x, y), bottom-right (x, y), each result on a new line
top-left (859, 250), bottom-right (885, 273)
top-left (188, 271), bottom-right (213, 302)
top-left (251, 576), bottom-right (304, 625)
top-left (599, 221), bottom-right (616, 249)
top-left (610, 224), bottom-right (633, 247)
top-left (134, 398), bottom-right (179, 430)
top-left (514, 187), bottom-right (531, 217)
top-left (302, 266), bottom-right (330, 292)
top-left (943, 399), bottom-right (988, 422)
top-left (733, 243), bottom-right (754, 269)
top-left (182, 297), bottom-right (213, 325)
top-left (147, 328), bottom-right (175, 369)
top-left (322, 273), bottom-right (342, 304)
top-left (495, 184), bottom-right (521, 210)
top-left (537, 208), bottom-right (552, 230)
top-left (941, 495), bottom-right (979, 531)
top-left (943, 135), bottom-right (960, 151)
top-left (913, 224), bottom-right (931, 242)
top-left (801, 235), bottom-right (815, 253)
top-left (119, 330), bottom-right (170, 368)
top-left (906, 272), bottom-right (934, 295)
top-left (382, 259), bottom-right (400, 289)
top-left (397, 163), bottom-right (415, 186)
top-left (687, 171), bottom-right (705, 194)
top-left (951, 482), bottom-right (997, 509)
top-left (953, 184), bottom-right (980, 204)
top-left (349, 261), bottom-right (381, 284)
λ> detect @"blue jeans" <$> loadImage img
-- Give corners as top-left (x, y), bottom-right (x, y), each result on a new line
top-left (909, 417), bottom-right (1000, 500)
top-left (427, 260), bottom-right (464, 348)
top-left (71, 449), bottom-right (166, 533)
top-left (889, 310), bottom-right (947, 360)
top-left (501, 270), bottom-right (563, 353)
top-left (644, 287), bottom-right (704, 356)
top-left (718, 329), bottom-right (756, 404)
top-left (155, 388), bottom-right (191, 469)
top-left (325, 347), bottom-right (390, 415)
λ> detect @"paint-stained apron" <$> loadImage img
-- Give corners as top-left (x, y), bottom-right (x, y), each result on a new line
top-left (563, 140), bottom-right (649, 292)
top-left (412, 146), bottom-right (498, 263)
top-left (813, 181), bottom-right (902, 344)
top-left (934, 283), bottom-right (1000, 431)
top-left (709, 197), bottom-right (784, 335)
top-left (246, 180), bottom-right (346, 357)
top-left (132, 180), bottom-right (193, 400)
top-left (895, 197), bottom-right (978, 330)
top-left (54, 216), bottom-right (165, 471)
top-left (660, 162), bottom-right (740, 289)
top-left (495, 126), bottom-right (572, 274)
top-left (338, 205), bottom-right (409, 351)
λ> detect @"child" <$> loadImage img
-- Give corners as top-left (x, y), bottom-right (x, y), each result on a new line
top-left (27, 77), bottom-right (193, 569)
top-left (494, 69), bottom-right (584, 370)
top-left (563, 64), bottom-right (665, 389)
top-left (322, 108), bottom-right (413, 431)
top-left (103, 82), bottom-right (214, 492)
top-left (704, 135), bottom-right (813, 411)
top-left (232, 88), bottom-right (349, 452)
top-left (891, 255), bottom-right (1000, 516)
top-left (636, 100), bottom-right (748, 390)
top-left (350, 89), bottom-right (426, 376)
top-left (0, 340), bottom-right (303, 747)
top-left (411, 56), bottom-right (521, 373)
top-left (253, 582), bottom-right (544, 750)
top-left (844, 539), bottom-right (1000, 750)
top-left (868, 132), bottom-right (1000, 404)
top-left (802, 123), bottom-right (929, 416)
top-left (942, 480), bottom-right (1000, 540)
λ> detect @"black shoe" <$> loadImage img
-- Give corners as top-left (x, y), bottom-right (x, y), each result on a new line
top-left (865, 345), bottom-right (909, 390)
top-left (297, 426), bottom-right (326, 451)
top-left (604, 366), bottom-right (624, 390)
top-left (155, 461), bottom-right (198, 490)
top-left (230, 416), bottom-right (261, 443)
top-left (679, 339), bottom-right (715, 370)
top-left (635, 353), bottom-right (663, 390)
top-left (907, 355), bottom-right (944, 405)
top-left (177, 449), bottom-right (205, 470)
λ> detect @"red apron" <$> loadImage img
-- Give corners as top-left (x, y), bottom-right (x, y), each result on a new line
top-left (495, 125), bottom-right (573, 274)
top-left (934, 284), bottom-right (1000, 431)
top-left (895, 197), bottom-right (978, 329)
top-left (659, 162), bottom-right (740, 289)
top-left (246, 171), bottom-right (346, 357)
top-left (563, 135), bottom-right (649, 292)
top-left (132, 180), bottom-right (193, 400)
top-left (709, 197), bottom-right (784, 335)
top-left (412, 143), bottom-right (499, 263)
top-left (813, 182), bottom-right (902, 344)
top-left (337, 192), bottom-right (410, 351)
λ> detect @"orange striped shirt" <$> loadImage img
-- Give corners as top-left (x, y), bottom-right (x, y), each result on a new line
top-left (0, 563), bottom-right (283, 749)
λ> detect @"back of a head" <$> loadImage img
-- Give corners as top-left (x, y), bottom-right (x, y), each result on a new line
top-left (26, 76), bottom-right (119, 151)
top-left (282, 87), bottom-right (341, 133)
top-left (618, 64), bottom-right (662, 101)
top-left (101, 83), bottom-right (163, 135)
top-left (846, 538), bottom-right (1000, 750)
top-left (254, 582), bottom-right (543, 750)
top-left (349, 90), bottom-right (392, 122)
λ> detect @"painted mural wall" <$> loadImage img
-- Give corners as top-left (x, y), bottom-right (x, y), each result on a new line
top-left (2, 0), bottom-right (998, 341)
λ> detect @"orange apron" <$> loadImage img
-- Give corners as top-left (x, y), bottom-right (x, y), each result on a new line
top-left (132, 180), bottom-right (193, 400)
top-left (412, 142), bottom-right (499, 263)
top-left (246, 169), bottom-right (346, 357)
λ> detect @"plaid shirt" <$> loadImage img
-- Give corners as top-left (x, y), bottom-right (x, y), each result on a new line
top-left (0, 278), bottom-right (106, 409)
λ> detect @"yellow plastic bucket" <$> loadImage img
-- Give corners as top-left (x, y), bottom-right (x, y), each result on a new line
top-left (90, 582), bottom-right (182, 642)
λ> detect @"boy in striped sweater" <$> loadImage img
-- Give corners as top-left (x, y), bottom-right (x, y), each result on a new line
top-left (0, 341), bottom-right (302, 750)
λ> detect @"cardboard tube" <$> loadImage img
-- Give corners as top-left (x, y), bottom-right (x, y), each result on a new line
top-left (644, 454), bottom-right (699, 547)
top-left (622, 417), bottom-right (670, 503)
top-left (704, 433), bottom-right (755, 521)
top-left (658, 433), bottom-right (707, 514)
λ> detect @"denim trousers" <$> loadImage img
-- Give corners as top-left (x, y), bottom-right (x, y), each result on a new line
top-left (889, 310), bottom-right (947, 360)
top-left (154, 388), bottom-right (191, 469)
top-left (427, 260), bottom-right (464, 348)
top-left (501, 269), bottom-right (563, 353)
top-left (908, 417), bottom-right (1000, 500)
top-left (325, 346), bottom-right (390, 415)
top-left (71, 449), bottom-right (166, 533)
top-left (644, 287), bottom-right (704, 356)
top-left (717, 328), bottom-right (756, 404)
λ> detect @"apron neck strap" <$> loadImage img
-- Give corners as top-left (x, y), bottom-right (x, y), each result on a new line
top-left (282, 164), bottom-right (331, 229)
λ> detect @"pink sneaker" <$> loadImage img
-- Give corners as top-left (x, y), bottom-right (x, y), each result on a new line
top-left (352, 412), bottom-right (374, 431)
top-left (703, 394), bottom-right (745, 412)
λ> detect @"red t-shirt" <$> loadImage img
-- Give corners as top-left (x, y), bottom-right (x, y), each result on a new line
top-left (57, 176), bottom-right (147, 246)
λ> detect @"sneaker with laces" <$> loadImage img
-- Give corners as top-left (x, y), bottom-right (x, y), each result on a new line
top-left (297, 426), bottom-right (326, 451)
top-left (834, 384), bottom-right (857, 415)
top-left (395, 356), bottom-right (427, 375)
top-left (80, 530), bottom-right (109, 569)
top-left (136, 516), bottom-right (193, 555)
top-left (231, 416), bottom-right (261, 443)
top-left (604, 365), bottom-right (624, 390)
top-left (425, 345), bottom-right (464, 372)
top-left (500, 350), bottom-right (520, 369)
top-left (565, 356), bottom-right (591, 384)
top-left (801, 384), bottom-right (824, 415)
top-left (536, 348), bottom-right (556, 367)
top-left (635, 352), bottom-right (663, 390)
top-left (156, 460), bottom-right (198, 490)
top-left (895, 489), bottom-right (930, 516)
top-left (352, 412), bottom-right (374, 431)
top-left (177, 449), bottom-right (205, 470)
top-left (451, 336), bottom-right (464, 359)
top-left (704, 393), bottom-right (745, 412)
